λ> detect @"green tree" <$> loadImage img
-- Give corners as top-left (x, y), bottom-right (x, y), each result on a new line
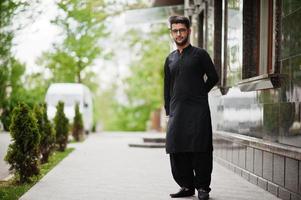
top-left (0, 0), bottom-right (22, 130)
top-left (72, 103), bottom-right (84, 141)
top-left (1, 59), bottom-right (27, 130)
top-left (37, 0), bottom-right (112, 92)
top-left (0, 1), bottom-right (19, 105)
top-left (0, 0), bottom-right (41, 130)
top-left (54, 101), bottom-right (69, 151)
top-left (21, 72), bottom-right (50, 106)
top-left (106, 24), bottom-right (169, 130)
top-left (127, 28), bottom-right (169, 101)
top-left (5, 103), bottom-right (40, 183)
top-left (94, 84), bottom-right (118, 130)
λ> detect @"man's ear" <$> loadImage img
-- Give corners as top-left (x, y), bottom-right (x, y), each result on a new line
top-left (188, 28), bottom-right (191, 35)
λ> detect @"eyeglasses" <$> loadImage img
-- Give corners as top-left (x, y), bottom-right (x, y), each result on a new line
top-left (170, 28), bottom-right (187, 35)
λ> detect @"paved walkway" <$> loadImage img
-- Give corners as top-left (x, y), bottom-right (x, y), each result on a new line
top-left (0, 132), bottom-right (10, 180)
top-left (20, 132), bottom-right (279, 200)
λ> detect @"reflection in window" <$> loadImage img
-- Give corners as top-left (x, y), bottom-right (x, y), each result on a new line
top-left (207, 1), bottom-right (214, 58)
top-left (226, 0), bottom-right (242, 86)
top-left (191, 14), bottom-right (201, 47)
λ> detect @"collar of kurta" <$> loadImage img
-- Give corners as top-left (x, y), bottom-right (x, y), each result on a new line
top-left (176, 44), bottom-right (192, 55)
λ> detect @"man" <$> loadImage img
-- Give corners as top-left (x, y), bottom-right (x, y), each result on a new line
top-left (163, 16), bottom-right (219, 200)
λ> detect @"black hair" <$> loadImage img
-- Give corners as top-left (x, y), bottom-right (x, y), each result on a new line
top-left (168, 15), bottom-right (191, 29)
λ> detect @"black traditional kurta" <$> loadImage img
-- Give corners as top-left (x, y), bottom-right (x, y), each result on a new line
top-left (164, 44), bottom-right (219, 153)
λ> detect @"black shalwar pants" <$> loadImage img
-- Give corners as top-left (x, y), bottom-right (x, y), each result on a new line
top-left (169, 151), bottom-right (213, 192)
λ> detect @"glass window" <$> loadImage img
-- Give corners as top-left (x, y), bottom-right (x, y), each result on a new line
top-left (190, 13), bottom-right (202, 47)
top-left (242, 0), bottom-right (275, 79)
top-left (213, 0), bottom-right (222, 87)
top-left (207, 1), bottom-right (214, 58)
top-left (225, 0), bottom-right (243, 86)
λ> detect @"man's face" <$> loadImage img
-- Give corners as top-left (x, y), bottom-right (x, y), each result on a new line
top-left (170, 23), bottom-right (190, 46)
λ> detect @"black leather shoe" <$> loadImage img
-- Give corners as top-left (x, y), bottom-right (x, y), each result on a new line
top-left (197, 188), bottom-right (209, 200)
top-left (170, 187), bottom-right (195, 198)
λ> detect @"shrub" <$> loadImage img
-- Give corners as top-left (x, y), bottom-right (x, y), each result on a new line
top-left (54, 101), bottom-right (69, 151)
top-left (33, 104), bottom-right (43, 143)
top-left (5, 103), bottom-right (40, 183)
top-left (42, 104), bottom-right (56, 162)
top-left (72, 103), bottom-right (84, 141)
top-left (33, 104), bottom-right (56, 163)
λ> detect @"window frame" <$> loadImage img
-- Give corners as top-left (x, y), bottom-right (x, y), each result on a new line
top-left (185, 0), bottom-right (284, 94)
top-left (236, 0), bottom-right (284, 92)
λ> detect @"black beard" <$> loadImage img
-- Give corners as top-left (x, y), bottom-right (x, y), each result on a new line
top-left (174, 36), bottom-right (189, 46)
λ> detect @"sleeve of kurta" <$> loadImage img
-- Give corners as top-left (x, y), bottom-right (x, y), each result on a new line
top-left (202, 50), bottom-right (219, 93)
top-left (163, 57), bottom-right (170, 116)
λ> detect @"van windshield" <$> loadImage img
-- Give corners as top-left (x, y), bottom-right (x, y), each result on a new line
top-left (46, 94), bottom-right (82, 107)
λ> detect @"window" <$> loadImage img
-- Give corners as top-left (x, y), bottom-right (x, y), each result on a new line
top-left (193, 0), bottom-right (214, 57)
top-left (189, 13), bottom-right (202, 47)
top-left (207, 0), bottom-right (214, 57)
top-left (214, 0), bottom-right (222, 88)
top-left (242, 0), bottom-right (260, 78)
top-left (242, 0), bottom-right (275, 78)
top-left (188, 1), bottom-right (204, 49)
top-left (218, 0), bottom-right (283, 92)
top-left (225, 0), bottom-right (243, 87)
top-left (187, 0), bottom-right (282, 93)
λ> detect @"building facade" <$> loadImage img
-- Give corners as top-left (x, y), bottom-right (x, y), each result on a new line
top-left (181, 0), bottom-right (301, 199)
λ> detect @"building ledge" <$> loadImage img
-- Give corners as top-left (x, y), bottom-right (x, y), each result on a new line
top-left (237, 73), bottom-right (287, 92)
top-left (214, 130), bottom-right (301, 160)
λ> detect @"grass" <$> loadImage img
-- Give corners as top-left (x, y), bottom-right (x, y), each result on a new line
top-left (69, 138), bottom-right (85, 144)
top-left (0, 148), bottom-right (74, 200)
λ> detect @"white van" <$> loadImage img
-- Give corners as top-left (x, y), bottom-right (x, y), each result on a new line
top-left (45, 83), bottom-right (93, 133)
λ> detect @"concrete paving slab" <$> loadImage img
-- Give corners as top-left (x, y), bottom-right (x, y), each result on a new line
top-left (20, 132), bottom-right (280, 200)
top-left (0, 132), bottom-right (11, 180)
